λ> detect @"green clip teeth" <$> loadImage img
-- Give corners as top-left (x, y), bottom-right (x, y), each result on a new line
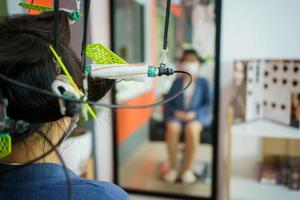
top-left (0, 133), bottom-right (12, 158)
top-left (85, 43), bottom-right (127, 64)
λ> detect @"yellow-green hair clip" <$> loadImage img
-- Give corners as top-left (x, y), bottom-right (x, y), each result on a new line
top-left (85, 43), bottom-right (127, 64)
top-left (0, 133), bottom-right (11, 158)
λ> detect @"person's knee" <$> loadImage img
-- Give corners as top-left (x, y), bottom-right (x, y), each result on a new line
top-left (184, 121), bottom-right (203, 135)
top-left (167, 121), bottom-right (182, 134)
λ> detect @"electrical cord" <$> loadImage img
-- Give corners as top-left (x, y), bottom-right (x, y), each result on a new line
top-left (0, 70), bottom-right (190, 200)
top-left (158, 0), bottom-right (172, 75)
top-left (36, 130), bottom-right (72, 200)
top-left (162, 0), bottom-right (171, 50)
top-left (81, 0), bottom-right (90, 68)
top-left (0, 71), bottom-right (192, 109)
top-left (53, 0), bottom-right (59, 51)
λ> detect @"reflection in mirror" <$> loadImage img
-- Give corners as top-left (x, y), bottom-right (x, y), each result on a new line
top-left (112, 0), bottom-right (218, 199)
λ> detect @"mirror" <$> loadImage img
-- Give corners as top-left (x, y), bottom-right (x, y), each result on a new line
top-left (111, 0), bottom-right (221, 199)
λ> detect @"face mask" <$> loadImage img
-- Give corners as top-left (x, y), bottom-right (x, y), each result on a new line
top-left (183, 62), bottom-right (200, 75)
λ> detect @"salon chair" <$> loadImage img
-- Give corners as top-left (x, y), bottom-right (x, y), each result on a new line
top-left (149, 103), bottom-right (212, 182)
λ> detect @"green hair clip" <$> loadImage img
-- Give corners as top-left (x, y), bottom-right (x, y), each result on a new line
top-left (85, 43), bottom-right (127, 64)
top-left (0, 133), bottom-right (11, 158)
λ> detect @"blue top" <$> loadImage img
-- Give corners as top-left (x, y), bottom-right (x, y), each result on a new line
top-left (0, 163), bottom-right (130, 200)
top-left (165, 77), bottom-right (212, 127)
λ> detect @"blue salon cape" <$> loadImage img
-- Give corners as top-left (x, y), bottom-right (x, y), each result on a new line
top-left (0, 163), bottom-right (130, 200)
top-left (165, 77), bottom-right (212, 127)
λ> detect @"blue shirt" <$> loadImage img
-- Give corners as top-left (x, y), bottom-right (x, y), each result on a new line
top-left (0, 163), bottom-right (130, 200)
top-left (165, 77), bottom-right (212, 127)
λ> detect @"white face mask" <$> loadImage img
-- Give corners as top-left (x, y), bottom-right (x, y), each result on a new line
top-left (182, 62), bottom-right (200, 75)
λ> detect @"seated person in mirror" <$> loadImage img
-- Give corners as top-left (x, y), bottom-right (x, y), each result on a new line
top-left (163, 49), bottom-right (212, 184)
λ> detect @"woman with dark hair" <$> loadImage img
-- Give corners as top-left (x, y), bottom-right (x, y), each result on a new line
top-left (291, 92), bottom-right (300, 128)
top-left (230, 61), bottom-right (247, 122)
top-left (163, 49), bottom-right (211, 184)
top-left (0, 12), bottom-right (129, 200)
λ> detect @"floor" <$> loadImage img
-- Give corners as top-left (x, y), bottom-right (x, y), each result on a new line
top-left (119, 141), bottom-right (213, 198)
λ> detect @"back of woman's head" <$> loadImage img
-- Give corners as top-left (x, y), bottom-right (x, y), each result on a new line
top-left (0, 12), bottom-right (113, 142)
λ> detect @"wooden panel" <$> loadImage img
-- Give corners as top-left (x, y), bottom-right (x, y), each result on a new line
top-left (262, 138), bottom-right (300, 159)
top-left (288, 140), bottom-right (300, 157)
top-left (262, 138), bottom-right (288, 157)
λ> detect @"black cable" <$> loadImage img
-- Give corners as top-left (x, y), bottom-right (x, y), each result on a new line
top-left (81, 0), bottom-right (91, 68)
top-left (0, 70), bottom-right (191, 177)
top-left (162, 0), bottom-right (171, 50)
top-left (0, 71), bottom-right (192, 109)
top-left (36, 130), bottom-right (72, 200)
top-left (158, 0), bottom-right (172, 73)
top-left (53, 0), bottom-right (59, 51)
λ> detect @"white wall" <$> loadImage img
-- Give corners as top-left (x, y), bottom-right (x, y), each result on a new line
top-left (7, 0), bottom-right (25, 14)
top-left (219, 0), bottom-right (300, 199)
top-left (89, 0), bottom-right (113, 182)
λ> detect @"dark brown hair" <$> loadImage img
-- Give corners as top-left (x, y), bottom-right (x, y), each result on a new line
top-left (180, 49), bottom-right (204, 63)
top-left (0, 12), bottom-right (113, 141)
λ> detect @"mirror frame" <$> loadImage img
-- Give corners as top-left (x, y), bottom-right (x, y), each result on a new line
top-left (110, 0), bottom-right (222, 199)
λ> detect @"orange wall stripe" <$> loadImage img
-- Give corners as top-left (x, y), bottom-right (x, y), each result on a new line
top-left (116, 1), bottom-right (158, 144)
top-left (117, 91), bottom-right (156, 144)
